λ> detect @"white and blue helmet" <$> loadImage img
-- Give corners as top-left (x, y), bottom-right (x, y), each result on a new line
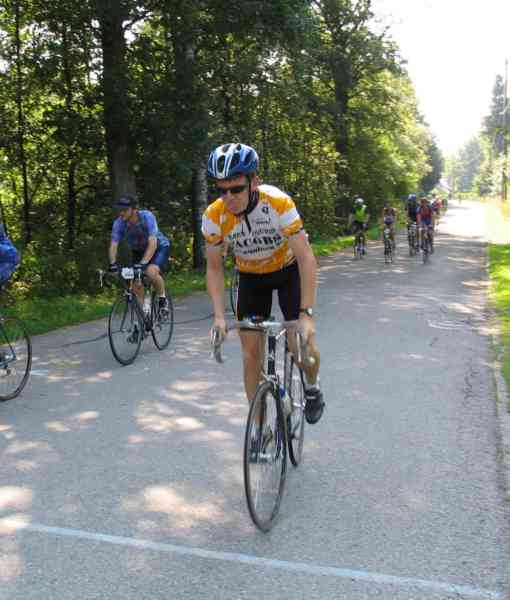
top-left (207, 143), bottom-right (259, 180)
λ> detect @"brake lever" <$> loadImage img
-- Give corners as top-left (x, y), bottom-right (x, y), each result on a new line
top-left (211, 327), bottom-right (224, 364)
top-left (296, 331), bottom-right (316, 368)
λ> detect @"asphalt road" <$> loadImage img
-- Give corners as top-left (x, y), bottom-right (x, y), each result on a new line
top-left (1, 201), bottom-right (509, 599)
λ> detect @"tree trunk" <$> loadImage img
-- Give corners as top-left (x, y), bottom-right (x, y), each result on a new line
top-left (61, 24), bottom-right (78, 249)
top-left (191, 163), bottom-right (208, 270)
top-left (167, 4), bottom-right (208, 269)
top-left (14, 1), bottom-right (31, 245)
top-left (96, 0), bottom-right (136, 201)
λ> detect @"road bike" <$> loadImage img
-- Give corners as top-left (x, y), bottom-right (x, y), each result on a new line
top-left (212, 317), bottom-right (312, 532)
top-left (420, 226), bottom-right (433, 264)
top-left (353, 228), bottom-right (365, 259)
top-left (407, 222), bottom-right (418, 257)
top-left (0, 312), bottom-right (31, 401)
top-left (99, 267), bottom-right (174, 365)
top-left (383, 226), bottom-right (393, 264)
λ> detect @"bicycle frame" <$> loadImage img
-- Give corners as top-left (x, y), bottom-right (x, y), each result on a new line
top-left (100, 268), bottom-right (154, 332)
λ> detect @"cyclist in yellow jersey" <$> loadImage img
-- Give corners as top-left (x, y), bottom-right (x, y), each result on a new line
top-left (202, 143), bottom-right (324, 424)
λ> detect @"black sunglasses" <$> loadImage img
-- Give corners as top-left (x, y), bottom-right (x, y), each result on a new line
top-left (216, 183), bottom-right (249, 196)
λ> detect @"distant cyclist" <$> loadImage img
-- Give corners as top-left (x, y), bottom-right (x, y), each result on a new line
top-left (417, 195), bottom-right (435, 250)
top-left (405, 194), bottom-right (419, 249)
top-left (380, 201), bottom-right (397, 249)
top-left (431, 193), bottom-right (441, 224)
top-left (0, 224), bottom-right (20, 288)
top-left (348, 197), bottom-right (370, 255)
top-left (108, 194), bottom-right (171, 317)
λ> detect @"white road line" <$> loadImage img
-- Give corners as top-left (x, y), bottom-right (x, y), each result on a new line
top-left (5, 518), bottom-right (503, 599)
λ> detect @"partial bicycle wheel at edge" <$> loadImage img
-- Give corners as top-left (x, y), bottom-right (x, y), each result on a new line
top-left (108, 295), bottom-right (143, 365)
top-left (286, 355), bottom-right (305, 467)
top-left (0, 316), bottom-right (32, 401)
top-left (151, 293), bottom-right (174, 350)
top-left (244, 380), bottom-right (287, 532)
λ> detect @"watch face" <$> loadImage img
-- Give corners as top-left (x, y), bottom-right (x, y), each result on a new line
top-left (301, 308), bottom-right (313, 317)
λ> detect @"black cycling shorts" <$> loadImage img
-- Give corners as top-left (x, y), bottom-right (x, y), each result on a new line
top-left (237, 261), bottom-right (301, 321)
top-left (133, 245), bottom-right (170, 272)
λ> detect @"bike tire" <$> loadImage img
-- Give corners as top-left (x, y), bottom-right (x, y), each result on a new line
top-left (229, 267), bottom-right (240, 315)
top-left (151, 293), bottom-right (174, 350)
top-left (286, 355), bottom-right (305, 467)
top-left (422, 241), bottom-right (429, 264)
top-left (244, 380), bottom-right (287, 532)
top-left (108, 295), bottom-right (143, 365)
top-left (0, 317), bottom-right (32, 401)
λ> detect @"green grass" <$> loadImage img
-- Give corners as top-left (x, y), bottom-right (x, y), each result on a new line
top-left (488, 244), bottom-right (510, 412)
top-left (4, 225), bottom-right (389, 336)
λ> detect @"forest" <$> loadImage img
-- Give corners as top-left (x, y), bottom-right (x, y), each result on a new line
top-left (0, 0), bottom-right (442, 300)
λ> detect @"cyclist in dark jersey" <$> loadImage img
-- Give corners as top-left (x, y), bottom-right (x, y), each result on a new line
top-left (405, 194), bottom-right (419, 251)
top-left (417, 196), bottom-right (435, 250)
top-left (0, 224), bottom-right (20, 288)
top-left (109, 194), bottom-right (171, 315)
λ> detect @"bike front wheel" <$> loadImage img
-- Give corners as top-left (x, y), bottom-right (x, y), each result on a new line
top-left (108, 295), bottom-right (144, 365)
top-left (0, 317), bottom-right (32, 401)
top-left (151, 293), bottom-right (174, 350)
top-left (244, 381), bottom-right (287, 532)
top-left (286, 356), bottom-right (305, 467)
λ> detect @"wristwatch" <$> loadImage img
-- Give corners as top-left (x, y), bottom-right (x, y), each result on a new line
top-left (299, 308), bottom-right (314, 318)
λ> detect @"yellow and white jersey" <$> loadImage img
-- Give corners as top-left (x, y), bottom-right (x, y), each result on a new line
top-left (202, 184), bottom-right (303, 274)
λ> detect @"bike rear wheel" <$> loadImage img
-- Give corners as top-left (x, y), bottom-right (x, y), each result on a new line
top-left (229, 267), bottom-right (240, 314)
top-left (422, 238), bottom-right (429, 264)
top-left (286, 355), bottom-right (305, 467)
top-left (384, 239), bottom-right (392, 263)
top-left (0, 317), bottom-right (32, 401)
top-left (244, 380), bottom-right (287, 532)
top-left (108, 295), bottom-right (144, 365)
top-left (151, 293), bottom-right (174, 350)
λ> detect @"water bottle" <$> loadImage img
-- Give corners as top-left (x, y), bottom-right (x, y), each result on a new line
top-left (280, 385), bottom-right (291, 417)
top-left (143, 292), bottom-right (151, 317)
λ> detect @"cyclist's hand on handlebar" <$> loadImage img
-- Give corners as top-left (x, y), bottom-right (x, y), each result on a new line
top-left (133, 263), bottom-right (147, 278)
top-left (298, 313), bottom-right (315, 345)
top-left (210, 318), bottom-right (227, 345)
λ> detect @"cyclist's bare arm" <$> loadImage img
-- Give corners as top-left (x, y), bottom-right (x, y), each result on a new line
top-left (109, 241), bottom-right (119, 264)
top-left (288, 231), bottom-right (317, 313)
top-left (140, 235), bottom-right (157, 264)
top-left (206, 243), bottom-right (226, 327)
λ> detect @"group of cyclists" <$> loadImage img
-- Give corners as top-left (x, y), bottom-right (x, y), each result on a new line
top-left (1, 140), bottom-right (448, 436)
top-left (347, 192), bottom-right (443, 256)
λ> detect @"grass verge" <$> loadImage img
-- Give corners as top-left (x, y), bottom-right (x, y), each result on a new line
top-left (488, 244), bottom-right (510, 412)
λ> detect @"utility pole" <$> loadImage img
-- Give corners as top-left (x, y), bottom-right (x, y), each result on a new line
top-left (503, 58), bottom-right (508, 201)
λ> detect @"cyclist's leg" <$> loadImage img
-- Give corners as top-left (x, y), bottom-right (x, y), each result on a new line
top-left (277, 263), bottom-right (320, 380)
top-left (145, 246), bottom-right (170, 294)
top-left (237, 272), bottom-right (272, 404)
top-left (277, 262), bottom-right (323, 423)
